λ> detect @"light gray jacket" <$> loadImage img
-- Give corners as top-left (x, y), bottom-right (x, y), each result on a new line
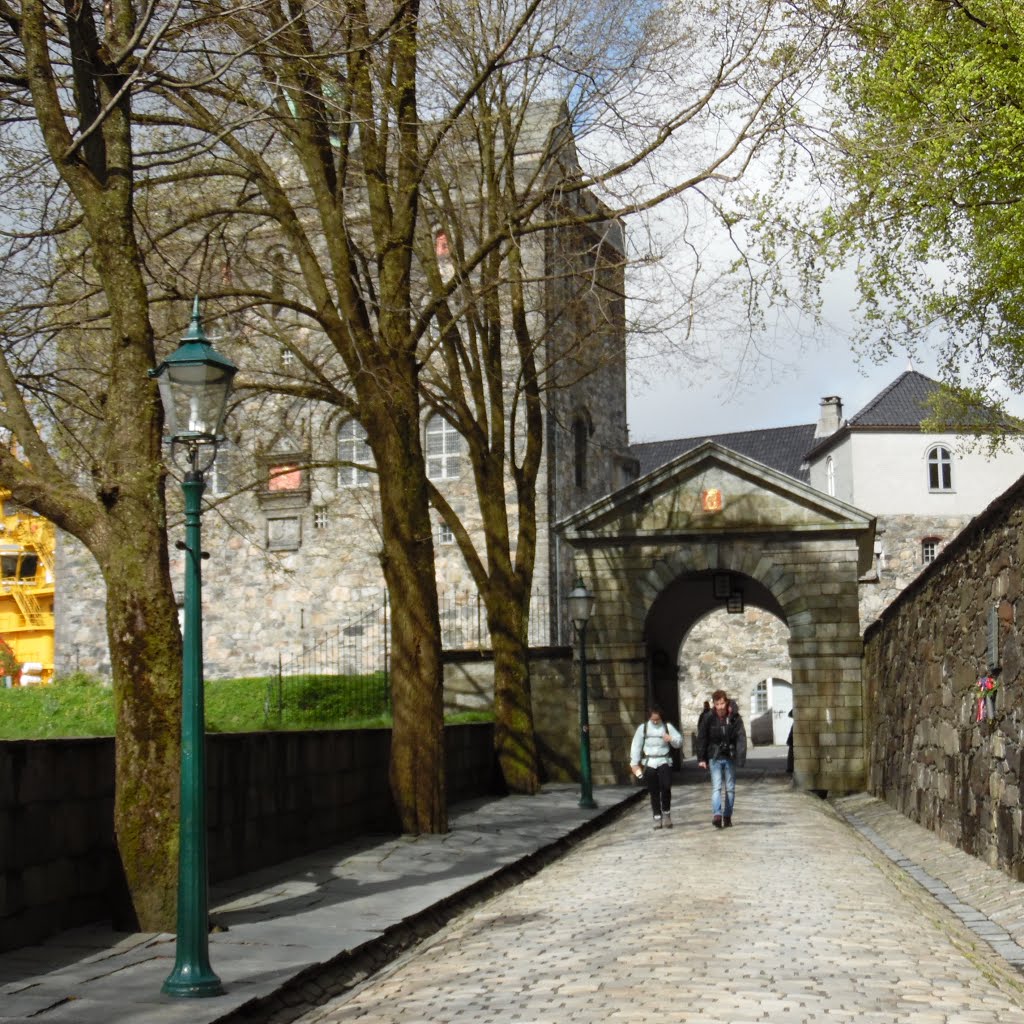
top-left (629, 718), bottom-right (683, 769)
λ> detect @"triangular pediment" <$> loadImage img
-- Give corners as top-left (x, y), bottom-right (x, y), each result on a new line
top-left (560, 441), bottom-right (875, 569)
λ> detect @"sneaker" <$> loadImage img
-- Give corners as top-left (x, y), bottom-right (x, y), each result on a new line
top-left (724, 816), bottom-right (733, 828)
top-left (712, 815), bottom-right (723, 829)
top-left (653, 816), bottom-right (663, 830)
top-left (663, 812), bottom-right (673, 829)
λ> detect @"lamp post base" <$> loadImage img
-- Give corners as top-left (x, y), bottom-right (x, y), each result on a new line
top-left (578, 795), bottom-right (597, 810)
top-left (162, 966), bottom-right (224, 999)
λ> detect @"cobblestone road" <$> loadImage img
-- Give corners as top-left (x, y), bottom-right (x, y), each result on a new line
top-left (294, 780), bottom-right (1024, 1024)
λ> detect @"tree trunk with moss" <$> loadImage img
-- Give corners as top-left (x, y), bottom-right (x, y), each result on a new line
top-left (363, 365), bottom-right (446, 833)
top-left (101, 530), bottom-right (183, 929)
top-left (487, 579), bottom-right (540, 795)
top-left (8, 0), bottom-right (184, 930)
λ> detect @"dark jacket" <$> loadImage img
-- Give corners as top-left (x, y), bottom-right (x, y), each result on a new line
top-left (697, 710), bottom-right (747, 766)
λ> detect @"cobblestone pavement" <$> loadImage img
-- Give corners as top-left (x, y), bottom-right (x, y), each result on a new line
top-left (294, 781), bottom-right (1024, 1024)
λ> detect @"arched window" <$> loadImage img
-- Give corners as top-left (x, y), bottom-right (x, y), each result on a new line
top-left (337, 419), bottom-right (372, 487)
top-left (825, 456), bottom-right (835, 497)
top-left (573, 413), bottom-right (590, 488)
top-left (426, 415), bottom-right (464, 479)
top-left (927, 445), bottom-right (953, 491)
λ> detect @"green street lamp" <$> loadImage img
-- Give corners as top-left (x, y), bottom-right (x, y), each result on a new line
top-left (567, 576), bottom-right (597, 810)
top-left (150, 298), bottom-right (237, 999)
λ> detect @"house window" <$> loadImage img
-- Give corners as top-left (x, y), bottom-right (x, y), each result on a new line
top-left (826, 456), bottom-right (835, 497)
top-left (752, 679), bottom-right (769, 715)
top-left (426, 415), bottom-right (464, 479)
top-left (573, 415), bottom-right (589, 488)
top-left (922, 537), bottom-right (940, 564)
top-left (338, 419), bottom-right (372, 487)
top-left (437, 521), bottom-right (454, 545)
top-left (281, 348), bottom-right (295, 368)
top-left (927, 445), bottom-right (953, 491)
top-left (312, 506), bottom-right (328, 530)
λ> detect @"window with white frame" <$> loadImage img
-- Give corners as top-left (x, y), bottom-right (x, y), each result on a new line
top-left (922, 537), bottom-right (940, 564)
top-left (825, 456), bottom-right (835, 497)
top-left (338, 419), bottom-right (372, 486)
top-left (436, 520), bottom-right (455, 545)
top-left (926, 445), bottom-right (953, 491)
top-left (312, 506), bottom-right (328, 530)
top-left (426, 415), bottom-right (464, 479)
top-left (752, 679), bottom-right (769, 715)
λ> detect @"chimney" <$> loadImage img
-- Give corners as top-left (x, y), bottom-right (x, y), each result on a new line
top-left (816, 396), bottom-right (843, 438)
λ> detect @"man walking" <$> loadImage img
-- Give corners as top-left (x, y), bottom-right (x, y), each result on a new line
top-left (629, 704), bottom-right (683, 829)
top-left (697, 689), bottom-right (747, 828)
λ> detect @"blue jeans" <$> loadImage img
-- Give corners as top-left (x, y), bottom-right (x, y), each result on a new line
top-left (709, 758), bottom-right (736, 817)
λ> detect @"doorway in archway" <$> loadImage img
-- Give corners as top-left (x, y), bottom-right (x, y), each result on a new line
top-left (676, 605), bottom-right (792, 747)
top-left (751, 677), bottom-right (793, 744)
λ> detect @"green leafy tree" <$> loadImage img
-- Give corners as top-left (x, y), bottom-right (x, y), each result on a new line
top-left (802, 0), bottom-right (1024, 416)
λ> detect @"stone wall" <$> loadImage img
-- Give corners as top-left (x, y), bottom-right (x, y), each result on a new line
top-left (53, 212), bottom-right (631, 684)
top-left (443, 649), bottom-right (578, 782)
top-left (0, 724), bottom-right (495, 953)
top-left (861, 512), bottom-right (975, 626)
top-left (863, 476), bottom-right (1024, 878)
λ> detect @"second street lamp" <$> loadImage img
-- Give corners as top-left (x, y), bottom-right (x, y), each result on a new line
top-left (567, 576), bottom-right (597, 810)
top-left (150, 298), bottom-right (237, 999)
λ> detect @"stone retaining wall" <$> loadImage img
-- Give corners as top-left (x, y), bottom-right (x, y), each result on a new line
top-left (443, 649), bottom-right (577, 782)
top-left (0, 723), bottom-right (495, 953)
top-left (863, 474), bottom-right (1024, 879)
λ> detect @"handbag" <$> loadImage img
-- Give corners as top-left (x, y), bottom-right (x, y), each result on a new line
top-left (631, 722), bottom-right (649, 784)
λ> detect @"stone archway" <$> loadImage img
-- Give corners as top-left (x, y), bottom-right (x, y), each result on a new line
top-left (558, 441), bottom-right (875, 794)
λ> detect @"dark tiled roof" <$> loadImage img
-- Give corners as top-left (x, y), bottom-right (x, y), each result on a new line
top-left (847, 370), bottom-right (938, 428)
top-left (630, 424), bottom-right (816, 482)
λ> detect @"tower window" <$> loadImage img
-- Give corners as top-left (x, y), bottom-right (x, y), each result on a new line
top-left (338, 419), bottom-right (373, 487)
top-left (426, 415), bottom-right (464, 479)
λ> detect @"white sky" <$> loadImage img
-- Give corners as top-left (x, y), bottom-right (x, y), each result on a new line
top-left (624, 270), bottom-right (1024, 445)
top-left (626, 340), bottom-right (921, 444)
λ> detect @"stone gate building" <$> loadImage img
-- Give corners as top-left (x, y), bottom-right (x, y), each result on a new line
top-left (560, 441), bottom-right (875, 792)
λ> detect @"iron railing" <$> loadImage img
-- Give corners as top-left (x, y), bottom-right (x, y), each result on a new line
top-left (265, 588), bottom-right (552, 727)
top-left (264, 597), bottom-right (391, 727)
top-left (438, 589), bottom-right (552, 650)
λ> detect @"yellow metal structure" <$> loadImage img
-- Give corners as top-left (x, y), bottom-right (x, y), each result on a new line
top-left (0, 491), bottom-right (55, 684)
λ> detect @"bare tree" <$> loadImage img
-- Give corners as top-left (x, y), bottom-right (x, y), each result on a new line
top-left (145, 0), bottom-right (837, 808)
top-left (0, 0), bottom-right (187, 928)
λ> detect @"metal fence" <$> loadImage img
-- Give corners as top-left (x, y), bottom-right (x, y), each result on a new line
top-left (438, 589), bottom-right (552, 650)
top-left (265, 588), bottom-right (552, 727)
top-left (264, 598), bottom-right (391, 727)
